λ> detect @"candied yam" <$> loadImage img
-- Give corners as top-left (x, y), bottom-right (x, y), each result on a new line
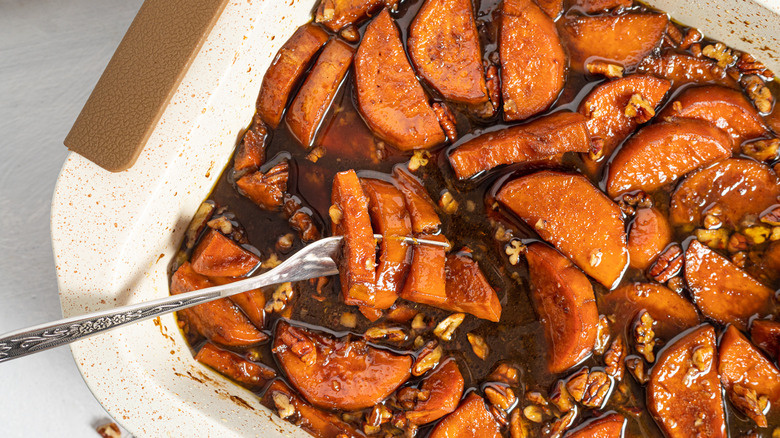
top-left (570, 0), bottom-right (631, 13)
top-left (536, 0), bottom-right (563, 19)
top-left (428, 393), bottom-right (502, 438)
top-left (354, 9), bottom-right (445, 150)
top-left (685, 240), bottom-right (773, 330)
top-left (627, 207), bottom-right (673, 270)
top-left (751, 319), bottom-right (780, 361)
top-left (449, 111), bottom-right (590, 180)
top-left (405, 359), bottom-right (465, 425)
top-left (332, 170), bottom-right (377, 307)
top-left (669, 158), bottom-right (780, 228)
top-left (195, 343), bottom-right (275, 390)
top-left (497, 171), bottom-right (628, 288)
top-left (601, 283), bottom-right (700, 341)
top-left (560, 13), bottom-right (668, 71)
top-left (647, 325), bottom-right (726, 438)
top-left (210, 276), bottom-right (266, 329)
top-left (236, 160), bottom-right (290, 211)
top-left (400, 234), bottom-right (448, 307)
top-left (392, 166), bottom-right (441, 234)
top-left (605, 118), bottom-right (732, 198)
top-left (287, 39), bottom-right (355, 147)
top-left (578, 74), bottom-right (671, 176)
top-left (526, 243), bottom-right (599, 373)
top-left (441, 252), bottom-right (502, 322)
top-left (257, 24), bottom-right (329, 128)
top-left (171, 263), bottom-right (267, 347)
top-left (637, 51), bottom-right (739, 89)
top-left (407, 0), bottom-right (488, 106)
top-left (234, 120), bottom-right (267, 173)
top-left (315, 0), bottom-right (384, 31)
top-left (566, 412), bottom-right (626, 438)
top-left (273, 322), bottom-right (412, 410)
top-left (500, 0), bottom-right (565, 121)
top-left (191, 229), bottom-right (260, 277)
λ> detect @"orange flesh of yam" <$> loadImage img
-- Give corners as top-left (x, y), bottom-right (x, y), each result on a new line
top-left (441, 252), bottom-right (502, 322)
top-left (566, 413), bottom-right (627, 438)
top-left (195, 343), bottom-right (275, 390)
top-left (751, 319), bottom-right (780, 362)
top-left (405, 358), bottom-right (465, 425)
top-left (392, 167), bottom-right (442, 234)
top-left (210, 276), bottom-right (266, 329)
top-left (627, 207), bottom-right (673, 270)
top-left (400, 234), bottom-right (448, 307)
top-left (570, 0), bottom-right (632, 13)
top-left (315, 0), bottom-right (385, 32)
top-left (428, 393), bottom-right (502, 438)
top-left (191, 229), bottom-right (260, 277)
top-left (536, 0), bottom-right (563, 19)
top-left (637, 52), bottom-right (739, 89)
top-left (236, 160), bottom-right (290, 211)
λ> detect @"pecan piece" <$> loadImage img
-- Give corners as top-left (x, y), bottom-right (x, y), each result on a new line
top-left (605, 336), bottom-right (626, 380)
top-left (364, 324), bottom-right (408, 343)
top-left (679, 28), bottom-right (702, 50)
top-left (702, 42), bottom-right (738, 68)
top-left (543, 410), bottom-right (576, 438)
top-left (741, 74), bottom-right (774, 113)
top-left (647, 244), bottom-right (683, 283)
top-left (761, 206), bottom-right (780, 226)
top-left (485, 63), bottom-right (500, 116)
top-left (727, 233), bottom-right (749, 253)
top-left (565, 368), bottom-right (589, 403)
top-left (586, 61), bottom-right (623, 78)
top-left (625, 93), bottom-right (656, 123)
top-left (509, 409), bottom-right (529, 438)
top-left (581, 370), bottom-right (611, 408)
top-left (488, 362), bottom-right (521, 386)
top-left (625, 356), bottom-right (649, 384)
top-left (505, 239), bottom-right (527, 265)
top-left (276, 322), bottom-right (316, 365)
top-left (742, 138), bottom-right (780, 162)
top-left (695, 228), bottom-right (730, 250)
top-left (96, 423), bottom-right (121, 438)
top-left (467, 332), bottom-right (490, 360)
top-left (433, 102), bottom-right (458, 142)
top-left (737, 52), bottom-right (774, 79)
top-left (412, 340), bottom-right (442, 376)
top-left (633, 311), bottom-right (656, 363)
top-left (434, 313), bottom-right (465, 341)
top-left (548, 380), bottom-right (574, 413)
top-left (485, 385), bottom-right (516, 411)
top-left (729, 384), bottom-right (769, 427)
top-left (439, 190), bottom-right (459, 215)
top-left (595, 315), bottom-right (611, 355)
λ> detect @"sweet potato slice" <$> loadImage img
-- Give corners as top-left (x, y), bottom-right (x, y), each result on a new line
top-left (234, 118), bottom-right (267, 173)
top-left (536, 0), bottom-right (563, 19)
top-left (210, 276), bottom-right (266, 329)
top-left (500, 0), bottom-right (566, 121)
top-left (332, 170), bottom-right (377, 307)
top-left (315, 0), bottom-right (385, 32)
top-left (191, 229), bottom-right (260, 277)
top-left (566, 413), bottom-right (626, 438)
top-left (627, 207), bottom-right (673, 270)
top-left (647, 325), bottom-right (726, 438)
top-left (287, 39), bottom-right (355, 147)
top-left (440, 252), bottom-right (502, 322)
top-left (526, 243), bottom-right (599, 373)
top-left (751, 319), bottom-right (780, 362)
top-left (405, 358), bottom-right (465, 425)
top-left (428, 393), bottom-right (502, 438)
top-left (171, 262), bottom-right (267, 347)
top-left (400, 234), bottom-right (448, 307)
top-left (407, 0), bottom-right (488, 106)
top-left (392, 167), bottom-right (441, 234)
top-left (236, 160), bottom-right (290, 211)
top-left (669, 158), bottom-right (780, 228)
top-left (448, 111), bottom-right (590, 180)
top-left (257, 24), bottom-right (329, 128)
top-left (570, 0), bottom-right (632, 13)
top-left (578, 74), bottom-right (671, 176)
top-left (195, 343), bottom-right (275, 390)
top-left (637, 52), bottom-right (739, 89)
top-left (559, 13), bottom-right (667, 71)
top-left (497, 171), bottom-right (628, 288)
top-left (605, 118), bottom-right (732, 198)
top-left (601, 283), bottom-right (701, 341)
top-left (685, 240), bottom-right (773, 330)
top-left (354, 9), bottom-right (445, 151)
top-left (273, 321), bottom-right (412, 410)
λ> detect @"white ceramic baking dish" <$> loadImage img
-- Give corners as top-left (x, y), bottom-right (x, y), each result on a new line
top-left (52, 0), bottom-right (780, 436)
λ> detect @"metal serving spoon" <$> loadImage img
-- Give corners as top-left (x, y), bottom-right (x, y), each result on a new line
top-left (0, 234), bottom-right (448, 363)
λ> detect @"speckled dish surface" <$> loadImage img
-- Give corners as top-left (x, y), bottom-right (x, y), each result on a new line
top-left (51, 0), bottom-right (780, 436)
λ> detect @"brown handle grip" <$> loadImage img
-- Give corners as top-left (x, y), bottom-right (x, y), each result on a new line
top-left (64, 0), bottom-right (230, 172)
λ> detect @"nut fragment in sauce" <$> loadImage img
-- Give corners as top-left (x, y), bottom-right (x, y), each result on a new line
top-left (633, 311), bottom-right (656, 363)
top-left (605, 336), bottom-right (626, 380)
top-left (523, 405), bottom-right (545, 423)
top-left (581, 370), bottom-right (611, 408)
top-left (412, 340), bottom-right (442, 376)
top-left (509, 409), bottom-right (529, 438)
top-left (329, 204), bottom-right (343, 225)
top-left (586, 61), bottom-right (623, 78)
top-left (625, 356), bottom-right (649, 384)
top-left (364, 324), bottom-right (408, 343)
top-left (273, 392), bottom-right (296, 419)
top-left (702, 42), bottom-right (737, 68)
top-left (594, 315), bottom-right (611, 355)
top-left (485, 385), bottom-right (516, 411)
top-left (467, 332), bottom-right (489, 360)
top-left (439, 190), bottom-right (459, 214)
top-left (742, 138), bottom-right (779, 162)
top-left (624, 93), bottom-right (656, 123)
top-left (505, 239), bottom-right (526, 265)
top-left (408, 150), bottom-right (431, 172)
top-left (742, 74), bottom-right (774, 113)
top-left (96, 423), bottom-right (121, 438)
top-left (433, 313), bottom-right (465, 341)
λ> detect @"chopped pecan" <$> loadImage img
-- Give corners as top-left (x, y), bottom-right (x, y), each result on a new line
top-left (329, 204), bottom-right (343, 225)
top-left (581, 370), bottom-right (611, 408)
top-left (543, 410), bottom-right (576, 438)
top-left (490, 404), bottom-right (509, 427)
top-left (340, 312), bottom-right (357, 328)
top-left (290, 209), bottom-right (320, 242)
top-left (509, 409), bottom-right (529, 438)
top-left (505, 239), bottom-right (527, 265)
top-left (647, 244), bottom-right (684, 283)
top-left (277, 323), bottom-right (316, 365)
top-left (411, 313), bottom-right (428, 331)
top-left (737, 52), bottom-right (775, 79)
top-left (494, 224), bottom-right (513, 242)
top-left (764, 208), bottom-right (780, 228)
top-left (622, 191), bottom-right (653, 209)
top-left (276, 233), bottom-right (295, 252)
top-left (439, 190), bottom-right (459, 214)
top-left (667, 276), bottom-right (685, 294)
top-left (743, 138), bottom-right (780, 162)
top-left (467, 333), bottom-right (490, 360)
top-left (624, 94), bottom-right (656, 123)
top-left (548, 380), bottom-right (574, 413)
top-left (306, 146), bottom-right (326, 163)
top-left (702, 212), bottom-right (723, 230)
top-left (484, 63), bottom-right (500, 117)
top-left (488, 363), bottom-right (521, 386)
top-left (433, 102), bottom-right (458, 142)
top-left (633, 310), bottom-right (656, 363)
top-left (664, 24), bottom-right (683, 47)
top-left (595, 315), bottom-right (611, 355)
top-left (625, 356), bottom-right (649, 384)
top-left (729, 384), bottom-right (768, 427)
top-left (364, 324), bottom-right (408, 343)
top-left (339, 25), bottom-right (360, 43)
top-left (727, 233), bottom-right (749, 253)
top-left (265, 282), bottom-right (295, 315)
top-left (368, 403), bottom-right (394, 427)
top-left (679, 28), bottom-right (703, 50)
top-left (523, 405), bottom-right (545, 423)
top-left (731, 251), bottom-right (748, 268)
top-left (96, 423), bottom-right (121, 438)
top-left (408, 150), bottom-right (431, 172)
top-left (741, 74), bottom-right (774, 113)
top-left (586, 61), bottom-right (624, 78)
top-left (485, 385), bottom-right (517, 411)
top-left (565, 368), bottom-right (589, 403)
top-left (744, 225), bottom-right (771, 244)
top-left (684, 344), bottom-right (715, 385)
top-left (696, 228), bottom-right (730, 249)
top-left (605, 336), bottom-right (626, 380)
top-left (702, 42), bottom-right (738, 68)
top-left (434, 313), bottom-right (465, 341)
top-left (588, 136), bottom-right (605, 161)
top-left (273, 392), bottom-right (296, 419)
top-left (525, 391), bottom-right (548, 407)
top-left (412, 340), bottom-right (442, 376)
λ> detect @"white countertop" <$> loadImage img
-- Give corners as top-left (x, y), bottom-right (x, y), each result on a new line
top-left (0, 1), bottom-right (143, 436)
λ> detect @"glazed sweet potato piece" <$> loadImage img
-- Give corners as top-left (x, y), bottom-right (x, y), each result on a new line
top-left (210, 276), bottom-right (266, 329)
top-left (566, 413), bottom-right (626, 438)
top-left (440, 252), bottom-right (502, 322)
top-left (526, 243), bottom-right (599, 373)
top-left (719, 325), bottom-right (780, 427)
top-left (497, 171), bottom-right (628, 288)
top-left (637, 52), bottom-right (739, 89)
top-left (354, 9), bottom-right (445, 150)
top-left (570, 0), bottom-right (632, 13)
top-left (234, 119), bottom-right (267, 173)
top-left (428, 393), bottom-right (502, 438)
top-left (191, 229), bottom-right (260, 277)
top-left (536, 0), bottom-right (563, 18)
top-left (751, 319), bottom-right (780, 361)
top-left (407, 0), bottom-right (488, 106)
top-left (195, 343), bottom-right (275, 390)
top-left (315, 0), bottom-right (385, 32)
top-left (601, 283), bottom-right (700, 340)
top-left (500, 0), bottom-right (566, 121)
top-left (685, 240), bottom-right (774, 330)
top-left (605, 118), bottom-right (732, 198)
top-left (578, 74), bottom-right (671, 176)
top-left (286, 39), bottom-right (355, 147)
top-left (236, 160), bottom-right (290, 211)
top-left (332, 170), bottom-right (377, 307)
top-left (392, 167), bottom-right (441, 234)
top-left (669, 158), bottom-right (780, 228)
top-left (400, 234), bottom-right (448, 307)
top-left (273, 321), bottom-right (412, 410)
top-left (627, 207), bottom-right (673, 270)
top-left (448, 111), bottom-right (590, 180)
top-left (559, 13), bottom-right (668, 71)
top-left (172, 262), bottom-right (267, 346)
top-left (647, 325), bottom-right (726, 438)
top-left (257, 24), bottom-right (329, 128)
top-left (748, 241), bottom-right (780, 286)
top-left (405, 358), bottom-right (465, 425)
top-left (659, 85), bottom-right (768, 148)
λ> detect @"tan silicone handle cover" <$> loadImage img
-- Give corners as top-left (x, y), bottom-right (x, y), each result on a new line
top-left (64, 0), bottom-right (230, 172)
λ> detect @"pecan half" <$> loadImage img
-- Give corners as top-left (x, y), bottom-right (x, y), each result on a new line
top-left (625, 356), bottom-right (649, 384)
top-left (488, 362), bottom-right (521, 386)
top-left (761, 206), bottom-right (780, 227)
top-left (741, 74), bottom-right (774, 113)
top-left (633, 311), bottom-right (656, 363)
top-left (595, 315), bottom-right (611, 355)
top-left (581, 370), bottom-right (611, 408)
top-left (702, 42), bottom-right (738, 68)
top-left (729, 384), bottom-right (769, 427)
top-left (434, 313), bottom-right (465, 341)
top-left (743, 138), bottom-right (780, 162)
top-left (625, 94), bottom-right (656, 123)
top-left (647, 244), bottom-right (684, 283)
top-left (467, 332), bottom-right (490, 360)
top-left (605, 336), bottom-right (626, 380)
top-left (433, 102), bottom-right (458, 142)
top-left (737, 52), bottom-right (775, 79)
top-left (412, 340), bottom-right (442, 376)
top-left (364, 324), bottom-right (408, 343)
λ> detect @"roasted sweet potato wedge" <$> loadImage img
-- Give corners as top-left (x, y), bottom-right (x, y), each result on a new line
top-left (570, 0), bottom-right (632, 13)
top-left (392, 167), bottom-right (441, 234)
top-left (601, 283), bottom-right (701, 340)
top-left (578, 74), bottom-right (671, 176)
top-left (637, 52), bottom-right (739, 89)
top-left (257, 24), bottom-right (329, 128)
top-left (210, 276), bottom-right (266, 329)
top-left (669, 158), bottom-right (780, 228)
top-left (191, 229), bottom-right (260, 277)
top-left (440, 252), bottom-right (502, 322)
top-left (536, 0), bottom-right (563, 19)
top-left (287, 39), bottom-right (354, 147)
top-left (405, 358), bottom-right (465, 425)
top-left (500, 0), bottom-right (566, 121)
top-left (566, 413), bottom-right (626, 438)
top-left (605, 118), bottom-right (732, 198)
top-left (627, 207), bottom-right (673, 270)
top-left (408, 0), bottom-right (488, 106)
top-left (428, 393), bottom-right (502, 438)
top-left (560, 13), bottom-right (667, 71)
top-left (751, 319), bottom-right (780, 362)
top-left (315, 0), bottom-right (385, 32)
top-left (497, 171), bottom-right (628, 288)
top-left (647, 325), bottom-right (726, 438)
top-left (172, 262), bottom-right (267, 347)
top-left (354, 9), bottom-right (445, 150)
top-left (274, 321), bottom-right (412, 410)
top-left (236, 160), bottom-right (290, 211)
top-left (526, 243), bottom-right (599, 373)
top-left (332, 170), bottom-right (377, 307)
top-left (449, 111), bottom-right (590, 180)
top-left (195, 343), bottom-right (275, 390)
top-left (234, 119), bottom-right (267, 173)
top-left (400, 234), bottom-right (448, 307)
top-left (685, 240), bottom-right (774, 330)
